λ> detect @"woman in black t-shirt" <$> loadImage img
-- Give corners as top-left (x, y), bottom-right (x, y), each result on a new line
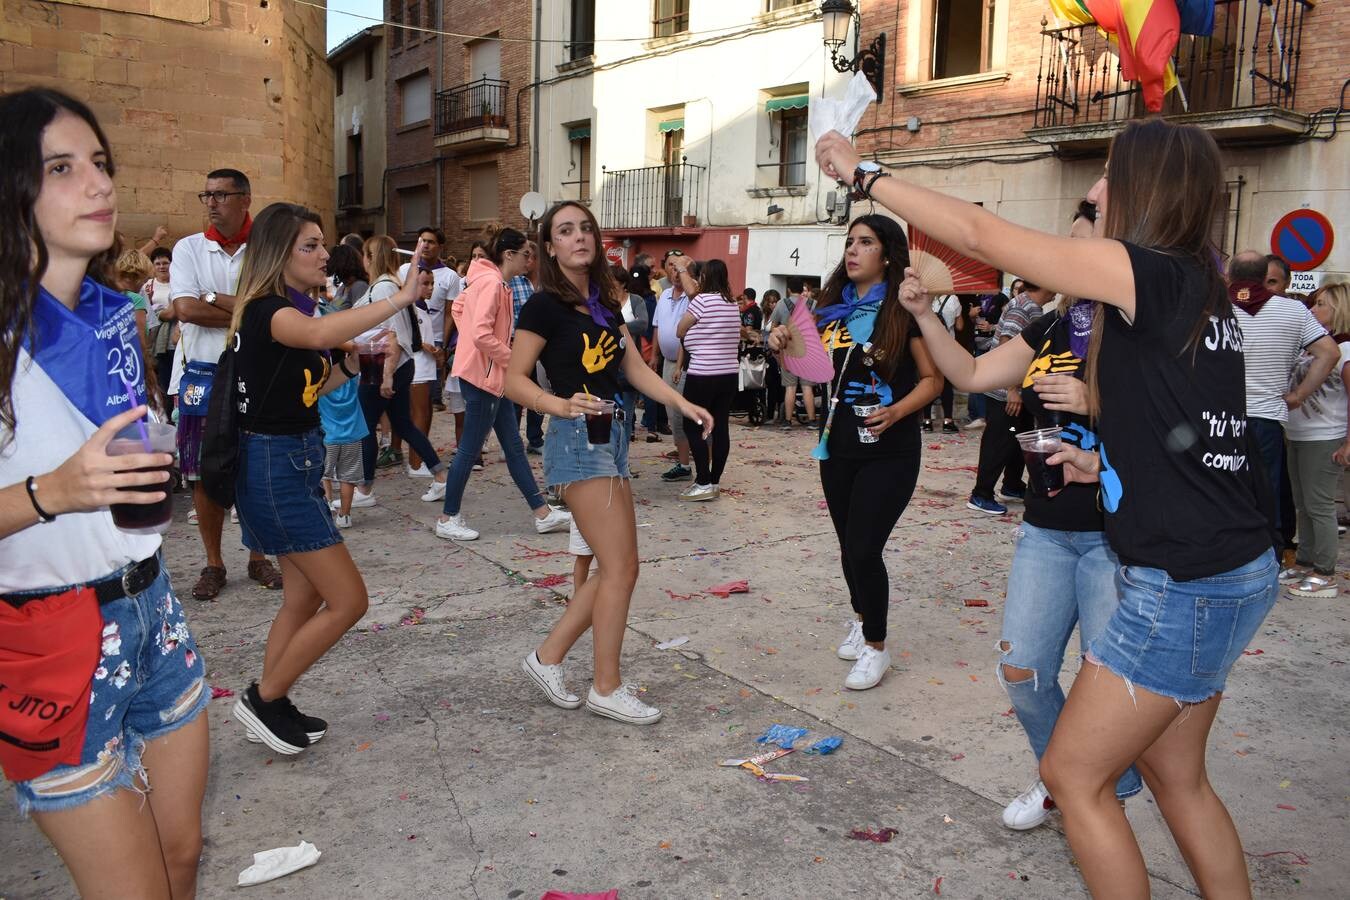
top-left (226, 203), bottom-right (423, 756)
top-left (507, 201), bottom-right (711, 727)
top-left (815, 120), bottom-right (1278, 896)
top-left (768, 215), bottom-right (941, 693)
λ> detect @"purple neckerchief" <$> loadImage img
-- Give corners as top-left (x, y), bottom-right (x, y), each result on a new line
top-left (286, 286), bottom-right (318, 317)
top-left (1067, 300), bottom-right (1094, 359)
top-left (586, 282), bottom-right (613, 329)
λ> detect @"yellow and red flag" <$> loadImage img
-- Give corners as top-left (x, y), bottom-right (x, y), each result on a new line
top-left (1048, 0), bottom-right (1181, 112)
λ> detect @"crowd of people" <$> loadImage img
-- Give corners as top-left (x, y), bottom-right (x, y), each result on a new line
top-left (2, 85), bottom-right (1344, 898)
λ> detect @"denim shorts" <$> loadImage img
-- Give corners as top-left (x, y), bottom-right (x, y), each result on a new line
top-left (236, 428), bottom-right (342, 556)
top-left (10, 556), bottom-right (208, 816)
top-left (543, 414), bottom-right (630, 489)
top-left (1089, 549), bottom-right (1278, 704)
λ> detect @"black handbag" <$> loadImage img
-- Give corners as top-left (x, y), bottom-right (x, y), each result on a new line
top-left (200, 340), bottom-right (286, 508)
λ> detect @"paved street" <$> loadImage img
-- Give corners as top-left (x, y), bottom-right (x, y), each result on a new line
top-left (3, 414), bottom-right (1346, 899)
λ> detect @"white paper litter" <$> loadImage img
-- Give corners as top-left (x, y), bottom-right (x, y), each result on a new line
top-left (237, 841), bottom-right (321, 887)
top-left (655, 636), bottom-right (690, 650)
top-left (808, 72), bottom-right (877, 143)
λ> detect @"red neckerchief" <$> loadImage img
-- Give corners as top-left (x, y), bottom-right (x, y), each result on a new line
top-left (204, 214), bottom-right (252, 252)
top-left (1229, 280), bottom-right (1275, 317)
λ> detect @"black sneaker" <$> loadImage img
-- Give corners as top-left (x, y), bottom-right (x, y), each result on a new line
top-left (526, 443), bottom-right (543, 456)
top-left (922, 420), bottom-right (935, 432)
top-left (233, 683), bottom-right (309, 755)
top-left (942, 420), bottom-right (959, 434)
top-left (244, 695), bottom-right (327, 745)
top-left (661, 463), bottom-right (692, 482)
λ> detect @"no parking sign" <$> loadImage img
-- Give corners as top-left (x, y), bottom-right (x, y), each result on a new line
top-left (1270, 209), bottom-right (1334, 271)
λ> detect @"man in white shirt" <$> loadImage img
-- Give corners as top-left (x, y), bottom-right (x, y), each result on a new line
top-left (649, 250), bottom-right (693, 481)
top-left (1229, 250), bottom-right (1338, 536)
top-left (395, 227), bottom-right (461, 468)
top-left (166, 168), bottom-right (281, 600)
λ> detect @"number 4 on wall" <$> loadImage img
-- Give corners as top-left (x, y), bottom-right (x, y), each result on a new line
top-left (789, 248), bottom-right (799, 266)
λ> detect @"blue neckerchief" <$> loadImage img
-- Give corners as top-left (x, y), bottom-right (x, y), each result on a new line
top-left (24, 277), bottom-right (144, 426)
top-left (585, 282), bottom-right (614, 329)
top-left (815, 281), bottom-right (884, 344)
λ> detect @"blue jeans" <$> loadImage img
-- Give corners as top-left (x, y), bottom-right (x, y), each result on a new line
top-left (1000, 523), bottom-right (1142, 799)
top-left (442, 379), bottom-right (546, 517)
top-left (1247, 417), bottom-right (1284, 530)
top-left (526, 409), bottom-right (545, 449)
top-left (968, 391), bottom-right (986, 421)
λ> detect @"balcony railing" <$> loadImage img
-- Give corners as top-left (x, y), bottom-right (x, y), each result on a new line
top-left (435, 77), bottom-right (509, 137)
top-left (600, 160), bottom-right (705, 230)
top-left (338, 173), bottom-right (363, 209)
top-left (1033, 0), bottom-right (1312, 130)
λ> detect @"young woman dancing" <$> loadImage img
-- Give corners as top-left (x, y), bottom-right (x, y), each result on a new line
top-left (0, 87), bottom-right (208, 900)
top-left (507, 201), bottom-right (711, 725)
top-left (228, 203), bottom-right (423, 754)
top-left (816, 120), bottom-right (1278, 897)
top-left (768, 214), bottom-right (941, 691)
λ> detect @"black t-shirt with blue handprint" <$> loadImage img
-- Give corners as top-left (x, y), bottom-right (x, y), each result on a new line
top-left (820, 313), bottom-right (921, 458)
top-left (516, 291), bottom-right (627, 407)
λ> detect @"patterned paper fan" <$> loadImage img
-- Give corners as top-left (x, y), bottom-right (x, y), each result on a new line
top-left (780, 298), bottom-right (834, 384)
top-left (907, 227), bottom-right (1001, 295)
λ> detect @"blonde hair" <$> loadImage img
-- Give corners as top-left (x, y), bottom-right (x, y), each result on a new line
top-left (227, 202), bottom-right (322, 341)
top-left (1316, 282), bottom-right (1350, 336)
top-left (363, 235), bottom-right (402, 282)
top-left (114, 248), bottom-right (152, 285)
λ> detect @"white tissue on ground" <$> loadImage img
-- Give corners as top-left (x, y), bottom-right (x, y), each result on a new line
top-left (237, 841), bottom-right (322, 886)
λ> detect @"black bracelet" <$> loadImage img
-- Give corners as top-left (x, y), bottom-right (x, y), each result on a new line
top-left (25, 476), bottom-right (56, 523)
top-left (338, 358), bottom-right (357, 379)
top-left (862, 170), bottom-right (891, 198)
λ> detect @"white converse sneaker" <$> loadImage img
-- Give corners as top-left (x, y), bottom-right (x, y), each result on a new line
top-left (586, 683), bottom-right (662, 725)
top-left (434, 515), bottom-right (479, 541)
top-left (522, 651), bottom-right (583, 710)
top-left (349, 488), bottom-right (376, 509)
top-left (844, 646), bottom-right (891, 690)
top-left (1002, 780), bottom-right (1055, 830)
top-left (836, 620), bottom-right (866, 661)
top-left (421, 480), bottom-right (446, 502)
top-left (334, 514), bottom-right (353, 529)
top-left (406, 463), bottom-right (432, 479)
top-left (534, 506), bottom-right (572, 534)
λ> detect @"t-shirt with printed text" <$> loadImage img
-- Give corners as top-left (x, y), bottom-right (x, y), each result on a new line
top-left (516, 290), bottom-right (628, 406)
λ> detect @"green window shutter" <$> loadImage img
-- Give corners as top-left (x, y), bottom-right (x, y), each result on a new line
top-left (765, 95), bottom-right (809, 113)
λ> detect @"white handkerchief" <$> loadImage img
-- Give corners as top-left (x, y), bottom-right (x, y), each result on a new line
top-left (237, 841), bottom-right (322, 887)
top-left (808, 72), bottom-right (877, 142)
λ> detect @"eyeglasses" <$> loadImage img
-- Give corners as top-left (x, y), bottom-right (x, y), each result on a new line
top-left (197, 191), bottom-right (247, 204)
top-left (664, 250), bottom-right (685, 260)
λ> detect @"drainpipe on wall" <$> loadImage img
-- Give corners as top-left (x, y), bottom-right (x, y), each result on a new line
top-left (531, 0), bottom-right (542, 195)
top-left (435, 12), bottom-right (445, 228)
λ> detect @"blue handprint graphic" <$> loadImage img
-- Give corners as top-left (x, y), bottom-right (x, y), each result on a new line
top-left (841, 377), bottom-right (893, 407)
top-left (1058, 424), bottom-right (1121, 512)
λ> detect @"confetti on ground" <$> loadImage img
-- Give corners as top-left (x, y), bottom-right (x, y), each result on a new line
top-left (1276, 803), bottom-right (1297, 811)
top-left (1243, 648), bottom-right (1265, 656)
top-left (963, 598), bottom-right (989, 607)
top-left (706, 579), bottom-right (749, 597)
top-left (848, 827), bottom-right (898, 843)
top-left (529, 574), bottom-right (570, 588)
top-left (665, 589), bottom-right (702, 601)
top-left (210, 685), bottom-right (235, 699)
top-left (355, 742), bottom-right (372, 752)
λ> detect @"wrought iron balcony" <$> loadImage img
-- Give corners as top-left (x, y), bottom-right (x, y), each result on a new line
top-left (1031, 0), bottom-right (1313, 146)
top-left (433, 77), bottom-right (509, 151)
top-left (338, 173), bottom-right (363, 209)
top-left (599, 160), bottom-right (705, 231)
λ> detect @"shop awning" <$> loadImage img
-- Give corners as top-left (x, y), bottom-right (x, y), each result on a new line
top-left (765, 95), bottom-right (809, 113)
top-left (657, 117), bottom-right (685, 133)
top-left (567, 124), bottom-right (591, 141)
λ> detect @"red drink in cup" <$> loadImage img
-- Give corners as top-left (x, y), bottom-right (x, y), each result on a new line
top-left (585, 399), bottom-right (616, 448)
top-left (107, 421), bottom-right (176, 534)
top-left (1016, 427), bottom-right (1064, 496)
top-left (355, 339), bottom-right (386, 386)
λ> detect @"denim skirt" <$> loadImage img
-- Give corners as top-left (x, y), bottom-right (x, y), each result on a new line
top-left (543, 414), bottom-right (630, 489)
top-left (1089, 549), bottom-right (1278, 704)
top-left (236, 428), bottom-right (342, 556)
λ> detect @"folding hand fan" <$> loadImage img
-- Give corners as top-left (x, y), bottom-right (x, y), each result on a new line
top-left (779, 299), bottom-right (834, 384)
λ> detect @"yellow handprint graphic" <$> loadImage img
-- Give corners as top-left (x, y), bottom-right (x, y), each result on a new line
top-left (302, 367), bottom-right (321, 407)
top-left (581, 330), bottom-right (618, 373)
top-left (1022, 342), bottom-right (1081, 388)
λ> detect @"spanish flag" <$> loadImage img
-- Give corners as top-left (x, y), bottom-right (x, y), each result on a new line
top-left (1048, 0), bottom-right (1182, 112)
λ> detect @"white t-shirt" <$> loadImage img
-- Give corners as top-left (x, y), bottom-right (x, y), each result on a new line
top-left (932, 294), bottom-right (959, 336)
top-left (1234, 296), bottom-right (1328, 423)
top-left (0, 351), bottom-right (160, 592)
top-left (167, 232), bottom-right (246, 394)
top-left (1285, 339), bottom-right (1350, 442)
top-left (398, 262), bottom-right (462, 347)
top-left (355, 276), bottom-right (415, 365)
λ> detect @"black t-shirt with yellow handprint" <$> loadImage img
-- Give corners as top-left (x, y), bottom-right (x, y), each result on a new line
top-left (1018, 311), bottom-right (1103, 532)
top-left (236, 294), bottom-right (331, 435)
top-left (517, 291), bottom-right (627, 407)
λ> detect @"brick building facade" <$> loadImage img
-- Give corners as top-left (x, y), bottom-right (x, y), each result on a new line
top-left (384, 0), bottom-right (441, 246)
top-left (1, 0), bottom-right (334, 246)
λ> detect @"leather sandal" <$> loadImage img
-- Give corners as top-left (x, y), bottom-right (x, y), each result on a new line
top-left (247, 558), bottom-right (284, 590)
top-left (191, 565), bottom-right (227, 601)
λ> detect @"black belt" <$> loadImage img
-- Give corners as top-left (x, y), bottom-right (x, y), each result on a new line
top-left (2, 555), bottom-right (160, 610)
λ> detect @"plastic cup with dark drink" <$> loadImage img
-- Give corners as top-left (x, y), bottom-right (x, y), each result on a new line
top-left (585, 399), bottom-right (616, 448)
top-left (107, 421), bottom-right (176, 534)
top-left (852, 394), bottom-right (881, 444)
top-left (1016, 427), bottom-right (1065, 496)
top-left (355, 338), bottom-right (386, 386)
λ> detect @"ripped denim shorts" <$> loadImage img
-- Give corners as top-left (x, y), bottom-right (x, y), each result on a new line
top-left (542, 413), bottom-right (630, 489)
top-left (10, 556), bottom-right (207, 816)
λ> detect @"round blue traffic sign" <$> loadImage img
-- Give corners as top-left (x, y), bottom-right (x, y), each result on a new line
top-left (1270, 209), bottom-right (1334, 271)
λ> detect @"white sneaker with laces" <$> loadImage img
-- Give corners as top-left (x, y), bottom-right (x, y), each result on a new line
top-left (586, 683), bottom-right (662, 725)
top-left (836, 620), bottom-right (866, 661)
top-left (1002, 780), bottom-right (1055, 830)
top-left (406, 463), bottom-right (432, 479)
top-left (434, 515), bottom-right (479, 541)
top-left (679, 483), bottom-right (719, 502)
top-left (349, 489), bottom-right (377, 509)
top-left (844, 646), bottom-right (891, 690)
top-left (534, 506), bottom-right (572, 534)
top-left (522, 651), bottom-right (583, 709)
top-left (421, 480), bottom-right (446, 502)
top-left (334, 514), bottom-right (353, 529)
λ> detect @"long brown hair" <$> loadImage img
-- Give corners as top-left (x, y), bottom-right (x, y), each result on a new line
top-left (537, 201), bottom-right (622, 315)
top-left (227, 202), bottom-right (322, 341)
top-left (363, 234), bottom-right (402, 282)
top-left (1083, 119), bottom-right (1228, 417)
top-left (817, 214), bottom-right (912, 379)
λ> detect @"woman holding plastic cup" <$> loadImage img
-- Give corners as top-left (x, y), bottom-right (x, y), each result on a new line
top-left (225, 203), bottom-right (425, 755)
top-left (506, 201), bottom-right (711, 725)
top-left (0, 88), bottom-right (210, 899)
top-left (766, 214), bottom-right (942, 691)
top-left (816, 121), bottom-right (1278, 896)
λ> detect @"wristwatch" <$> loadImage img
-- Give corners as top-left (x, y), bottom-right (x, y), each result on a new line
top-left (203, 291), bottom-right (217, 306)
top-left (851, 161), bottom-right (888, 200)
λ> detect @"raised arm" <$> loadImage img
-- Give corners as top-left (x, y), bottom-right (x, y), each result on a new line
top-left (269, 277), bottom-right (418, 351)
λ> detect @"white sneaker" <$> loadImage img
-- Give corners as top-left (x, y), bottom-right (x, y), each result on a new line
top-left (421, 480), bottom-right (446, 502)
top-left (406, 463), bottom-right (432, 479)
top-left (836, 620), bottom-right (866, 660)
top-left (334, 514), bottom-right (353, 529)
top-left (679, 483), bottom-right (719, 502)
top-left (586, 683), bottom-right (662, 725)
top-left (188, 509), bottom-right (199, 525)
top-left (1002, 780), bottom-right (1055, 830)
top-left (434, 514), bottom-right (479, 541)
top-left (534, 506), bottom-right (572, 534)
top-left (522, 651), bottom-right (583, 710)
top-left (349, 489), bottom-right (377, 509)
top-left (230, 506), bottom-right (239, 524)
top-left (844, 646), bottom-right (891, 690)
top-left (963, 417), bottom-right (987, 431)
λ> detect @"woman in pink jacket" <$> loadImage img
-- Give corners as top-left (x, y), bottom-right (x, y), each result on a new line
top-left (428, 226), bottom-right (572, 540)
